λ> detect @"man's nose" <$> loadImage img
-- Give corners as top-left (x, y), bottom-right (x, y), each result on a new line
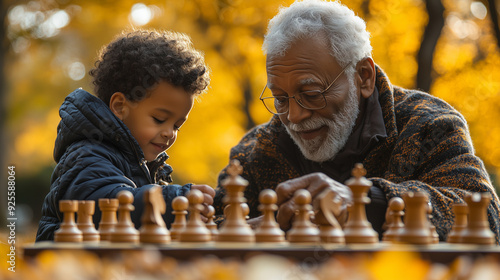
top-left (287, 98), bottom-right (311, 124)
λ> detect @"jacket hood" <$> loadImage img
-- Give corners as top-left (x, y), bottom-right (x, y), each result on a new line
top-left (53, 89), bottom-right (144, 163)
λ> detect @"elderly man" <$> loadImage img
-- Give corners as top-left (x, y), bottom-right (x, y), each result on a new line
top-left (214, 0), bottom-right (500, 241)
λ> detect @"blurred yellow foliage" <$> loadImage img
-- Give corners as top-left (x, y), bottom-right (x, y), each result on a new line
top-left (367, 250), bottom-right (430, 280)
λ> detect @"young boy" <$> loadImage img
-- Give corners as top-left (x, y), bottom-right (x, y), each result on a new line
top-left (36, 29), bottom-right (214, 241)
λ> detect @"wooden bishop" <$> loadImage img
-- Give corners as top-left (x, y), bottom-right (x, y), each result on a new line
top-left (217, 159), bottom-right (255, 243)
top-left (343, 163), bottom-right (378, 244)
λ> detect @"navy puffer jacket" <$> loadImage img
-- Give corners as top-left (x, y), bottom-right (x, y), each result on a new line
top-left (36, 89), bottom-right (190, 241)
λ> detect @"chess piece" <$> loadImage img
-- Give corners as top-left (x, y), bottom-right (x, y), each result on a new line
top-left (110, 190), bottom-right (139, 243)
top-left (343, 163), bottom-right (378, 244)
top-left (287, 189), bottom-right (320, 244)
top-left (254, 189), bottom-right (286, 243)
top-left (206, 205), bottom-right (219, 241)
top-left (313, 187), bottom-right (345, 244)
top-left (217, 160), bottom-right (255, 243)
top-left (382, 197), bottom-right (405, 242)
top-left (179, 189), bottom-right (211, 242)
top-left (461, 193), bottom-right (496, 245)
top-left (77, 200), bottom-right (100, 242)
top-left (446, 203), bottom-right (468, 243)
top-left (98, 198), bottom-right (119, 241)
top-left (224, 203), bottom-right (249, 220)
top-left (242, 203), bottom-right (250, 220)
top-left (427, 202), bottom-right (439, 244)
top-left (55, 200), bottom-right (83, 242)
top-left (139, 186), bottom-right (170, 244)
top-left (170, 196), bottom-right (188, 241)
top-left (398, 191), bottom-right (432, 245)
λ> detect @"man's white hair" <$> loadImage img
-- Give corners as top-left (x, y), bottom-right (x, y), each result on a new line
top-left (263, 0), bottom-right (372, 74)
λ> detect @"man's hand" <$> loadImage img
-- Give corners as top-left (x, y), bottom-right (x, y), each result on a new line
top-left (191, 184), bottom-right (215, 222)
top-left (275, 172), bottom-right (352, 231)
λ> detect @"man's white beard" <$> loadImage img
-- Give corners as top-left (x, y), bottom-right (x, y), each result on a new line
top-left (284, 77), bottom-right (359, 162)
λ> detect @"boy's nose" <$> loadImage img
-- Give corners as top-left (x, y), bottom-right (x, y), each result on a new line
top-left (161, 129), bottom-right (174, 140)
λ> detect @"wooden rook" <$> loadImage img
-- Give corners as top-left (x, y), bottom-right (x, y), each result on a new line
top-left (343, 163), bottom-right (378, 244)
top-left (54, 200), bottom-right (83, 243)
top-left (206, 205), bottom-right (219, 241)
top-left (461, 193), bottom-right (496, 245)
top-left (382, 197), bottom-right (405, 243)
top-left (313, 187), bottom-right (345, 244)
top-left (398, 191), bottom-right (432, 245)
top-left (110, 190), bottom-right (139, 243)
top-left (217, 159), bottom-right (255, 243)
top-left (254, 189), bottom-right (286, 243)
top-left (179, 189), bottom-right (211, 242)
top-left (287, 189), bottom-right (320, 244)
top-left (139, 186), bottom-right (170, 244)
top-left (446, 203), bottom-right (468, 243)
top-left (98, 198), bottom-right (118, 241)
top-left (77, 200), bottom-right (100, 242)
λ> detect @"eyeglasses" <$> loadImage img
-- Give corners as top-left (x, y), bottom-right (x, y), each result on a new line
top-left (259, 62), bottom-right (352, 115)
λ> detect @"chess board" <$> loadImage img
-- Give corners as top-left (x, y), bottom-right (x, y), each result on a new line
top-left (25, 161), bottom-right (500, 267)
top-left (22, 240), bottom-right (500, 265)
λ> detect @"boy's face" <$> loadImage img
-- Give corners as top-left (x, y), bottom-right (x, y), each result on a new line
top-left (110, 81), bottom-right (194, 162)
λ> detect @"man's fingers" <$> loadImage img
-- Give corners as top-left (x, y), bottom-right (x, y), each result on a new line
top-left (276, 173), bottom-right (333, 205)
top-left (200, 203), bottom-right (210, 216)
top-left (203, 193), bottom-right (213, 205)
top-left (276, 175), bottom-right (314, 205)
top-left (276, 200), bottom-right (295, 231)
top-left (191, 184), bottom-right (216, 199)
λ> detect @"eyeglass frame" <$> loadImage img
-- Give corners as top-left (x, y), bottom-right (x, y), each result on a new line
top-left (259, 62), bottom-right (352, 115)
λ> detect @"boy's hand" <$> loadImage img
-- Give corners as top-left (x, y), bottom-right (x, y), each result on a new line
top-left (190, 184), bottom-right (215, 222)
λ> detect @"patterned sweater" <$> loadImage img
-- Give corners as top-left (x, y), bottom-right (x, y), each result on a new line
top-left (214, 66), bottom-right (500, 243)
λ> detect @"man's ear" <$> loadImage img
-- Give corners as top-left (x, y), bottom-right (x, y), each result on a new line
top-left (109, 92), bottom-right (129, 120)
top-left (356, 57), bottom-right (376, 99)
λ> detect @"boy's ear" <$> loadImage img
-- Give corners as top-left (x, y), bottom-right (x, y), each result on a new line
top-left (109, 92), bottom-right (129, 120)
top-left (356, 57), bottom-right (376, 99)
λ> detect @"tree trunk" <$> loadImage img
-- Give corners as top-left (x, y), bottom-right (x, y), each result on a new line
top-left (0, 0), bottom-right (8, 222)
top-left (242, 80), bottom-right (255, 130)
top-left (487, 0), bottom-right (500, 49)
top-left (416, 0), bottom-right (445, 93)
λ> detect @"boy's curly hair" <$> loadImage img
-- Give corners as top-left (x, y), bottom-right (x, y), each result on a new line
top-left (89, 29), bottom-right (210, 105)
